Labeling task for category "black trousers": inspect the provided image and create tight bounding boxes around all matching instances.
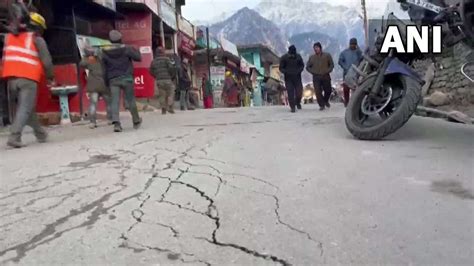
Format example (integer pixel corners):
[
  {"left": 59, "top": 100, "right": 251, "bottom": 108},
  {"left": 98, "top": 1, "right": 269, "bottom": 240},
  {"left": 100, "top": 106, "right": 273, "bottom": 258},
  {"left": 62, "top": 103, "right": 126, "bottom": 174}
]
[
  {"left": 285, "top": 78, "right": 303, "bottom": 109},
  {"left": 313, "top": 75, "right": 332, "bottom": 108}
]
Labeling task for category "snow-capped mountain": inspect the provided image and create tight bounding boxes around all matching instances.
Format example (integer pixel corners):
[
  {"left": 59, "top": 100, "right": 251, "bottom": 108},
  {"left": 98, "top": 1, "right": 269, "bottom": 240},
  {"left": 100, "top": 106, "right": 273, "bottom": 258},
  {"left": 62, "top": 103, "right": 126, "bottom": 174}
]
[
  {"left": 255, "top": 0, "right": 364, "bottom": 46},
  {"left": 193, "top": 11, "right": 235, "bottom": 26},
  {"left": 208, "top": 7, "right": 289, "bottom": 55},
  {"left": 205, "top": 1, "right": 372, "bottom": 80}
]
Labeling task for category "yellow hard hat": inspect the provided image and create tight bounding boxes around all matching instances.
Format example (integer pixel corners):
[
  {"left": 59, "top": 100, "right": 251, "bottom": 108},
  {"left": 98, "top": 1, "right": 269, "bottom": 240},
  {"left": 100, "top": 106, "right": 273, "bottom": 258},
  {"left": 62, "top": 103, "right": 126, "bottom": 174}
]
[
  {"left": 30, "top": 12, "right": 47, "bottom": 30},
  {"left": 225, "top": 71, "right": 232, "bottom": 77}
]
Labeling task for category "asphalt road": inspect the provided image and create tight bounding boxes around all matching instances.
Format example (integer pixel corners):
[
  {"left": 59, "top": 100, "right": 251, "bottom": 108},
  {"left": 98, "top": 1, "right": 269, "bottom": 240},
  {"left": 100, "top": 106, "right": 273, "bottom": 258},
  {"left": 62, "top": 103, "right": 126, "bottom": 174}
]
[{"left": 0, "top": 104, "right": 473, "bottom": 266}]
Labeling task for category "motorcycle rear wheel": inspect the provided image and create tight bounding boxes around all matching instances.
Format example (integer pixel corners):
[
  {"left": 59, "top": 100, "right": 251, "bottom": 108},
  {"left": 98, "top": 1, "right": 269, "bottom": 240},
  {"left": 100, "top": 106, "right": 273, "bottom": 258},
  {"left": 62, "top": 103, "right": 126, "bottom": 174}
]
[{"left": 345, "top": 74, "right": 421, "bottom": 140}]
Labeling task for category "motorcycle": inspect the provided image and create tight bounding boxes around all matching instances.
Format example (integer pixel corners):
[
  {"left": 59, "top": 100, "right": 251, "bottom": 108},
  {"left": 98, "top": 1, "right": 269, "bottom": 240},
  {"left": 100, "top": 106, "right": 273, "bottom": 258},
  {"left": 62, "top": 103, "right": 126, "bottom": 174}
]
[{"left": 344, "top": 0, "right": 473, "bottom": 140}]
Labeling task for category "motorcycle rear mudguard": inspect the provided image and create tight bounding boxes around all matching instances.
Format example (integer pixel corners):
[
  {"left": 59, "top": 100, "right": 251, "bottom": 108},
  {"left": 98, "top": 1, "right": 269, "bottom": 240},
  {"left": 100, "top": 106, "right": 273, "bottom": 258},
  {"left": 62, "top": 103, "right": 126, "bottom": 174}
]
[{"left": 384, "top": 58, "right": 424, "bottom": 84}]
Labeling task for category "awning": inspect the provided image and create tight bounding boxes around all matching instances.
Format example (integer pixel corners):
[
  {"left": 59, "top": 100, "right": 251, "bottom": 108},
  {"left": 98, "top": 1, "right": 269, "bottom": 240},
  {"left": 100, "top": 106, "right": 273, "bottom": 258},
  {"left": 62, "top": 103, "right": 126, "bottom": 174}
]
[
  {"left": 79, "top": 0, "right": 125, "bottom": 19},
  {"left": 240, "top": 57, "right": 255, "bottom": 74},
  {"left": 220, "top": 36, "right": 239, "bottom": 57},
  {"left": 116, "top": 1, "right": 157, "bottom": 15}
]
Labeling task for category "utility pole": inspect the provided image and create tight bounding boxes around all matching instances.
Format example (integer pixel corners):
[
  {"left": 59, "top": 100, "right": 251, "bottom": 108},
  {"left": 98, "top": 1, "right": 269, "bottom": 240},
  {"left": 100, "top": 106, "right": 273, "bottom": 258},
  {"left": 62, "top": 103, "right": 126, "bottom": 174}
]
[
  {"left": 72, "top": 6, "right": 84, "bottom": 118},
  {"left": 206, "top": 27, "right": 211, "bottom": 79},
  {"left": 361, "top": 0, "right": 369, "bottom": 47}
]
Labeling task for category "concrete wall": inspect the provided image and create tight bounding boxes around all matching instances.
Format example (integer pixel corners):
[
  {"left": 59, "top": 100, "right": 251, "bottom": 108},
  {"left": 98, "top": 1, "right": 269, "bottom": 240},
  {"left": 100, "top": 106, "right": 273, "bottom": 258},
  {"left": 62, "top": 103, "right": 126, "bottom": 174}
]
[{"left": 417, "top": 42, "right": 474, "bottom": 106}]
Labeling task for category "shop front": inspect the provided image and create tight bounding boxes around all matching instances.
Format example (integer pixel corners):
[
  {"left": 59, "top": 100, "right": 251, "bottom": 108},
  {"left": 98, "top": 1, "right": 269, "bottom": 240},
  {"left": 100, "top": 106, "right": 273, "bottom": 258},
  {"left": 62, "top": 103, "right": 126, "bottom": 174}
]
[
  {"left": 193, "top": 29, "right": 221, "bottom": 105},
  {"left": 177, "top": 13, "right": 196, "bottom": 88},
  {"left": 239, "top": 58, "right": 254, "bottom": 107},
  {"left": 159, "top": 0, "right": 178, "bottom": 54},
  {"left": 0, "top": 0, "right": 120, "bottom": 125},
  {"left": 116, "top": 0, "right": 180, "bottom": 100}
]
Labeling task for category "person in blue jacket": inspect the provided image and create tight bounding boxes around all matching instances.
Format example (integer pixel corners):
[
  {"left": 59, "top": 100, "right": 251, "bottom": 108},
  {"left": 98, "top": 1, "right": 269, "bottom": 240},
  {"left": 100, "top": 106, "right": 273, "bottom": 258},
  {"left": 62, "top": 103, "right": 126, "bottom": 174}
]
[{"left": 338, "top": 38, "right": 362, "bottom": 107}]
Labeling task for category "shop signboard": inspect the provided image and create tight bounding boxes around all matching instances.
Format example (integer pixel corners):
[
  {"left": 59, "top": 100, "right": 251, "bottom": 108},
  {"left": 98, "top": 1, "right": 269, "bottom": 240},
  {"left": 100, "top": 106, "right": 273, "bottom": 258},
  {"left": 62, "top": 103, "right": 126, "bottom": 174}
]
[
  {"left": 270, "top": 65, "right": 283, "bottom": 81},
  {"left": 178, "top": 32, "right": 195, "bottom": 57},
  {"left": 77, "top": 35, "right": 111, "bottom": 57},
  {"left": 116, "top": 12, "right": 154, "bottom": 98},
  {"left": 93, "top": 0, "right": 116, "bottom": 11},
  {"left": 160, "top": 0, "right": 177, "bottom": 30},
  {"left": 178, "top": 14, "right": 194, "bottom": 38},
  {"left": 210, "top": 66, "right": 225, "bottom": 106},
  {"left": 210, "top": 66, "right": 225, "bottom": 90},
  {"left": 240, "top": 58, "right": 251, "bottom": 74},
  {"left": 226, "top": 59, "right": 238, "bottom": 70}
]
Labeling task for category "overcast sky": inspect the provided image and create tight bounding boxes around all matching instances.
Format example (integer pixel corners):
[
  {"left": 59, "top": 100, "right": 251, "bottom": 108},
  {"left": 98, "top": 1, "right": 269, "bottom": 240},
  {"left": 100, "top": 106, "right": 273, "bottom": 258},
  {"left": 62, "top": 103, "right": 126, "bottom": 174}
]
[{"left": 182, "top": 0, "right": 392, "bottom": 22}]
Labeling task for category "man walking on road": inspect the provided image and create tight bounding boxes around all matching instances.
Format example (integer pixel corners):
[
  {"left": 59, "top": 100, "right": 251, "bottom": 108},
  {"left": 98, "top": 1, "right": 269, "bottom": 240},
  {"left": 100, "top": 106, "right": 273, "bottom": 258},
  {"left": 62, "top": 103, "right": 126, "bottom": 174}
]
[
  {"left": 2, "top": 12, "right": 54, "bottom": 148},
  {"left": 150, "top": 47, "right": 177, "bottom": 115},
  {"left": 80, "top": 48, "right": 112, "bottom": 128},
  {"left": 102, "top": 30, "right": 142, "bottom": 133},
  {"left": 338, "top": 38, "right": 362, "bottom": 107},
  {"left": 279, "top": 45, "right": 305, "bottom": 113},
  {"left": 306, "top": 42, "right": 334, "bottom": 111},
  {"left": 178, "top": 58, "right": 194, "bottom": 111}
]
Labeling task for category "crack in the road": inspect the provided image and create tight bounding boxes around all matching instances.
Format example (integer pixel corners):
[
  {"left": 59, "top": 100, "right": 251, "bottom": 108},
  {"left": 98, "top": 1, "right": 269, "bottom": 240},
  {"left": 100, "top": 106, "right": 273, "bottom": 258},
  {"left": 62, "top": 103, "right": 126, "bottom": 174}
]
[
  {"left": 0, "top": 188, "right": 140, "bottom": 263},
  {"left": 187, "top": 171, "right": 224, "bottom": 197},
  {"left": 225, "top": 183, "right": 324, "bottom": 257},
  {"left": 134, "top": 138, "right": 296, "bottom": 265},
  {"left": 154, "top": 171, "right": 291, "bottom": 265},
  {"left": 119, "top": 234, "right": 174, "bottom": 253},
  {"left": 119, "top": 234, "right": 208, "bottom": 264},
  {"left": 0, "top": 181, "right": 63, "bottom": 201},
  {"left": 183, "top": 119, "right": 284, "bottom": 128},
  {"left": 225, "top": 172, "right": 280, "bottom": 192},
  {"left": 68, "top": 154, "right": 118, "bottom": 169},
  {"left": 1, "top": 125, "right": 309, "bottom": 265}
]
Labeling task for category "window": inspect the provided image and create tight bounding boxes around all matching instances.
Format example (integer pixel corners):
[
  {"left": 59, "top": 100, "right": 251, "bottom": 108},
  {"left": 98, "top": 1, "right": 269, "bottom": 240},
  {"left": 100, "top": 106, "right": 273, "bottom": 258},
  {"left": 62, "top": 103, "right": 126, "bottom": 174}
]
[{"left": 44, "top": 27, "right": 80, "bottom": 65}]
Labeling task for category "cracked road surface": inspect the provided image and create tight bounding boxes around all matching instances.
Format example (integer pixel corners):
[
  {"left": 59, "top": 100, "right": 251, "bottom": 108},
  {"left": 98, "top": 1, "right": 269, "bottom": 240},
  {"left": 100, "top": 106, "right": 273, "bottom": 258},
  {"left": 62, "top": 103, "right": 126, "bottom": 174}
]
[{"left": 0, "top": 105, "right": 473, "bottom": 265}]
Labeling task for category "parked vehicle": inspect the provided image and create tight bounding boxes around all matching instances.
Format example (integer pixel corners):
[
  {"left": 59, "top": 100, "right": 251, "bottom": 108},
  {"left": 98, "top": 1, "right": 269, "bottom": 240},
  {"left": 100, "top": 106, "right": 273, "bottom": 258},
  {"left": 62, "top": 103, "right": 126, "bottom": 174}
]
[
  {"left": 344, "top": 0, "right": 473, "bottom": 140},
  {"left": 302, "top": 84, "right": 315, "bottom": 104}
]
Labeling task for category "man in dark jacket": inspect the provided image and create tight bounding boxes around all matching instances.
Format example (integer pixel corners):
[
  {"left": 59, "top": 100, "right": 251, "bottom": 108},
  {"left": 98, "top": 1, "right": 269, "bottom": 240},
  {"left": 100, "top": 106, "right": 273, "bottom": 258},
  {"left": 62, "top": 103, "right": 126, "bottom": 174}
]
[
  {"left": 338, "top": 38, "right": 362, "bottom": 107},
  {"left": 306, "top": 42, "right": 334, "bottom": 111},
  {"left": 279, "top": 45, "right": 305, "bottom": 113},
  {"left": 149, "top": 46, "right": 177, "bottom": 114},
  {"left": 178, "top": 59, "right": 193, "bottom": 111},
  {"left": 102, "top": 30, "right": 142, "bottom": 132}
]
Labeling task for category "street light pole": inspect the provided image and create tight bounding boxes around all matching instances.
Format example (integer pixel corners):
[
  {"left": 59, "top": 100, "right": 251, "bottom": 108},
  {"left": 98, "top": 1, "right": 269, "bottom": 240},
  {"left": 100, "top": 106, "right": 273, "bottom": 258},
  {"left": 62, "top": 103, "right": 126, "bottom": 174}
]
[{"left": 206, "top": 27, "right": 211, "bottom": 79}]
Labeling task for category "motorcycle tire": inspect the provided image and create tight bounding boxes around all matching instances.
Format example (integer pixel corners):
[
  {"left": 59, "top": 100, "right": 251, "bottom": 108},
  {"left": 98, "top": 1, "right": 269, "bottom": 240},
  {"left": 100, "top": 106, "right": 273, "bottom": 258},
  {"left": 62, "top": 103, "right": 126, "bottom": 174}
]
[{"left": 345, "top": 74, "right": 421, "bottom": 140}]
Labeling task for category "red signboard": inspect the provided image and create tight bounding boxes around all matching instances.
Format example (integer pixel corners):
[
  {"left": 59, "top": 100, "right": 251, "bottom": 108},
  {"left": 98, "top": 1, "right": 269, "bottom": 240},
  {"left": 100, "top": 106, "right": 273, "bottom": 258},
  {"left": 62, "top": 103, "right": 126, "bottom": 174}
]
[
  {"left": 178, "top": 32, "right": 195, "bottom": 58},
  {"left": 226, "top": 59, "right": 238, "bottom": 70},
  {"left": 116, "top": 12, "right": 154, "bottom": 98}
]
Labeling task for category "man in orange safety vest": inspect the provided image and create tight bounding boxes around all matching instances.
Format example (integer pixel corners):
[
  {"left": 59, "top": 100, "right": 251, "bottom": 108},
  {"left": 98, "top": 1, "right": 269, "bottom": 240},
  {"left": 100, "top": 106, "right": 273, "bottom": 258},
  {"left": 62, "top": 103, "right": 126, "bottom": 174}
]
[{"left": 2, "top": 12, "right": 55, "bottom": 148}]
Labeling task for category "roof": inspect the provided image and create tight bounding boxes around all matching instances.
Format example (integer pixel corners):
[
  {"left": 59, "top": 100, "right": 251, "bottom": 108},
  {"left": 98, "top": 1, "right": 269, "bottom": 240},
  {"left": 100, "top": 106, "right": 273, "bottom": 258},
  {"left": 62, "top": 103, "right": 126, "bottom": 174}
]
[{"left": 237, "top": 44, "right": 280, "bottom": 65}]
